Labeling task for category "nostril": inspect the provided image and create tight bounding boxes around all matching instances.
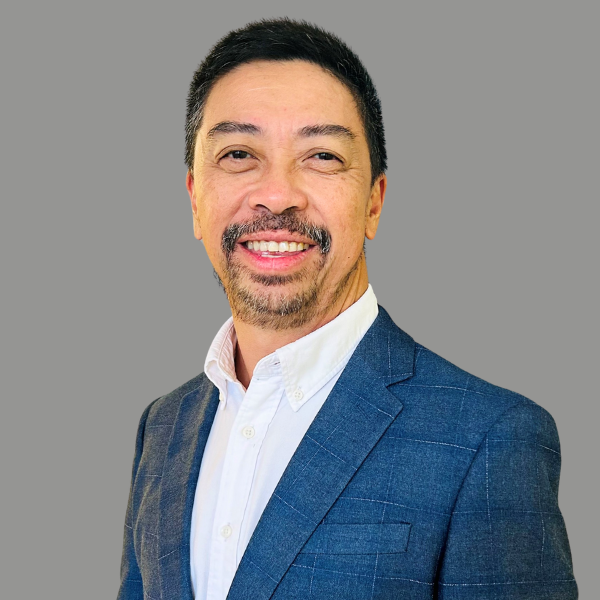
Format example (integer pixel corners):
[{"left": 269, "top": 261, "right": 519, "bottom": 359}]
[{"left": 253, "top": 203, "right": 300, "bottom": 216}]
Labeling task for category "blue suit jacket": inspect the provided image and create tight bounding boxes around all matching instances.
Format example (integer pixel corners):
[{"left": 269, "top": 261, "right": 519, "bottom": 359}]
[{"left": 118, "top": 307, "right": 577, "bottom": 599}]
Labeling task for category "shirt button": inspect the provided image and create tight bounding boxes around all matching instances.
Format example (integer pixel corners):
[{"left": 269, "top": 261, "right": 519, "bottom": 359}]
[
  {"left": 293, "top": 389, "right": 304, "bottom": 401},
  {"left": 242, "top": 425, "right": 255, "bottom": 439},
  {"left": 220, "top": 524, "right": 233, "bottom": 539}
]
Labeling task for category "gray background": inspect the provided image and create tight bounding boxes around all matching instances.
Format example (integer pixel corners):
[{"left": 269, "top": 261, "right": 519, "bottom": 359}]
[{"left": 1, "top": 1, "right": 596, "bottom": 597}]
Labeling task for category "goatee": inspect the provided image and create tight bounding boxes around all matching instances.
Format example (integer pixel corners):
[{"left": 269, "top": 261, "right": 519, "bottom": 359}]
[{"left": 214, "top": 213, "right": 351, "bottom": 331}]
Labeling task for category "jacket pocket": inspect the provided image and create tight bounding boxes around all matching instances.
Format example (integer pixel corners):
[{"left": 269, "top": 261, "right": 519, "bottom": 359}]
[{"left": 301, "top": 522, "right": 411, "bottom": 555}]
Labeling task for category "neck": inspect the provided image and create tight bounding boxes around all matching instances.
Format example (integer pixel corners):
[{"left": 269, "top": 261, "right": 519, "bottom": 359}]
[{"left": 233, "top": 256, "right": 369, "bottom": 388}]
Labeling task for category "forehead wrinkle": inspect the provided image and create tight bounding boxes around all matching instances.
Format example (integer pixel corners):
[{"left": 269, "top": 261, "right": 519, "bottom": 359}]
[{"left": 244, "top": 85, "right": 286, "bottom": 92}]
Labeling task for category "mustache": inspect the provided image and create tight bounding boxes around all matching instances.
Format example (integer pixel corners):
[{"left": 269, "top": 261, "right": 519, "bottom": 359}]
[{"left": 221, "top": 213, "right": 332, "bottom": 257}]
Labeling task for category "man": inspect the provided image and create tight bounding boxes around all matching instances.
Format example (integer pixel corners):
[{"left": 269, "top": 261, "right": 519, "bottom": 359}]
[{"left": 118, "top": 19, "right": 577, "bottom": 600}]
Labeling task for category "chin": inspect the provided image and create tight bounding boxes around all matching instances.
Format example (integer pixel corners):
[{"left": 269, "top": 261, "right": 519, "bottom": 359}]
[{"left": 225, "top": 277, "right": 322, "bottom": 331}]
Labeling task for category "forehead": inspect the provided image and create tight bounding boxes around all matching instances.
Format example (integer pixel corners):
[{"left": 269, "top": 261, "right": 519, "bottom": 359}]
[{"left": 200, "top": 60, "right": 363, "bottom": 135}]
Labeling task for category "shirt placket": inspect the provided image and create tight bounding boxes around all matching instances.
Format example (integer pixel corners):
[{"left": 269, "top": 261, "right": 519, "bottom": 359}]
[{"left": 206, "top": 364, "right": 284, "bottom": 600}]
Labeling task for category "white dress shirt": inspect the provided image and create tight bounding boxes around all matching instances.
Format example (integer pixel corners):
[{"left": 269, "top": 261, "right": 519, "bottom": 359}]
[{"left": 190, "top": 285, "right": 378, "bottom": 600}]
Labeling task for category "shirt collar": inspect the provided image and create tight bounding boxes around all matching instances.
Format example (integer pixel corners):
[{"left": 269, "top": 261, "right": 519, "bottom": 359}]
[
  {"left": 203, "top": 318, "right": 238, "bottom": 404},
  {"left": 276, "top": 285, "right": 378, "bottom": 410},
  {"left": 204, "top": 285, "right": 378, "bottom": 411}
]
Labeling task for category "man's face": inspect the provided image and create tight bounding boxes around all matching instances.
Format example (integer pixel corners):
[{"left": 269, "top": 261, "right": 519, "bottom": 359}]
[{"left": 187, "top": 60, "right": 385, "bottom": 330}]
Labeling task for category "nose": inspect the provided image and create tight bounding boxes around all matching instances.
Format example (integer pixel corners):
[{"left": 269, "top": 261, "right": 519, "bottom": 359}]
[{"left": 247, "top": 163, "right": 308, "bottom": 214}]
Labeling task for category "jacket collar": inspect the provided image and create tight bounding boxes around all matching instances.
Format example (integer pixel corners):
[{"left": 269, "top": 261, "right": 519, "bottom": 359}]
[
  {"left": 350, "top": 305, "right": 415, "bottom": 386},
  {"left": 157, "top": 376, "right": 220, "bottom": 600}
]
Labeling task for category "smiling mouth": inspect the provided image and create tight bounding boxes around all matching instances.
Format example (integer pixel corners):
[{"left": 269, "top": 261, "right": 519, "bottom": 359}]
[{"left": 242, "top": 239, "right": 313, "bottom": 256}]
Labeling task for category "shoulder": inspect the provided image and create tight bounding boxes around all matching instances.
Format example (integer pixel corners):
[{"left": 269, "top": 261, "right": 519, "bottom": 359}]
[
  {"left": 392, "top": 342, "right": 559, "bottom": 454},
  {"left": 139, "top": 371, "right": 212, "bottom": 429}
]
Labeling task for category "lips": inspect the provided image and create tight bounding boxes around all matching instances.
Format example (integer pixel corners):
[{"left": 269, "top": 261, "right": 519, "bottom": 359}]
[
  {"left": 237, "top": 239, "right": 317, "bottom": 272},
  {"left": 243, "top": 240, "right": 311, "bottom": 253},
  {"left": 237, "top": 229, "right": 315, "bottom": 245},
  {"left": 222, "top": 216, "right": 331, "bottom": 259}
]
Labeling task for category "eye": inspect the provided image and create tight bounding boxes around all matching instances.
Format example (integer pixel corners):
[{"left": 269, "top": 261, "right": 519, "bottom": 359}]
[
  {"left": 219, "top": 149, "right": 257, "bottom": 173},
  {"left": 313, "top": 152, "right": 338, "bottom": 161},
  {"left": 224, "top": 150, "right": 252, "bottom": 160},
  {"left": 305, "top": 151, "right": 344, "bottom": 174}
]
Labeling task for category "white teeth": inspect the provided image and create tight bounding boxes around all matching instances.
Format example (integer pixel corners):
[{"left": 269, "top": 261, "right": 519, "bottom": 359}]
[{"left": 244, "top": 240, "right": 309, "bottom": 252}]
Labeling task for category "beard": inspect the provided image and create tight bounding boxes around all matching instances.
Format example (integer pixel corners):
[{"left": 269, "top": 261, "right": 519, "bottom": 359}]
[{"left": 213, "top": 213, "right": 357, "bottom": 331}]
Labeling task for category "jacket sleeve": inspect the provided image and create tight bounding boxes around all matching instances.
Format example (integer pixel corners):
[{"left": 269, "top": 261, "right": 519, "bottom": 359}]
[
  {"left": 117, "top": 403, "right": 153, "bottom": 600},
  {"left": 437, "top": 401, "right": 577, "bottom": 599}
]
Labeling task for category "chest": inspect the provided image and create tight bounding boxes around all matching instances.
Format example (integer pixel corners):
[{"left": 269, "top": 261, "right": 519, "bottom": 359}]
[{"left": 133, "top": 424, "right": 473, "bottom": 598}]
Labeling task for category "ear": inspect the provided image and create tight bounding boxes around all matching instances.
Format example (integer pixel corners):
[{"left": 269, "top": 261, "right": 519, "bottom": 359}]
[
  {"left": 365, "top": 173, "right": 387, "bottom": 240},
  {"left": 186, "top": 171, "right": 203, "bottom": 240}
]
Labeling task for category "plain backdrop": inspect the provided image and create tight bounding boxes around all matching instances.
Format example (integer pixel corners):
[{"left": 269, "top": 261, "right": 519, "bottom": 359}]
[{"left": 1, "top": 1, "right": 597, "bottom": 598}]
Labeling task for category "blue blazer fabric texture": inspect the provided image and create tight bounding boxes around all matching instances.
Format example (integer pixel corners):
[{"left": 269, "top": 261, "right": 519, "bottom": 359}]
[{"left": 118, "top": 307, "right": 577, "bottom": 599}]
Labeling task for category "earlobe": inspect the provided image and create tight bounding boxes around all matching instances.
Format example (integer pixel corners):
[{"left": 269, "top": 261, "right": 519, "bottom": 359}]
[
  {"left": 365, "top": 174, "right": 387, "bottom": 240},
  {"left": 186, "top": 171, "right": 203, "bottom": 241}
]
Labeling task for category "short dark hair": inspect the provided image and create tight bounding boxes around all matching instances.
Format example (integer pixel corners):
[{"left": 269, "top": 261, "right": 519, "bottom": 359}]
[{"left": 185, "top": 18, "right": 386, "bottom": 185}]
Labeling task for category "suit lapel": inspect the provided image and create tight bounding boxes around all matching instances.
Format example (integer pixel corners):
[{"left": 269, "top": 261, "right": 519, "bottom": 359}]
[
  {"left": 227, "top": 307, "right": 415, "bottom": 600},
  {"left": 157, "top": 376, "right": 219, "bottom": 600}
]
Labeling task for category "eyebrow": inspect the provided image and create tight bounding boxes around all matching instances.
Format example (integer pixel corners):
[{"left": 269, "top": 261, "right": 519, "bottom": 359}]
[
  {"left": 206, "top": 121, "right": 262, "bottom": 139},
  {"left": 297, "top": 124, "right": 356, "bottom": 141}
]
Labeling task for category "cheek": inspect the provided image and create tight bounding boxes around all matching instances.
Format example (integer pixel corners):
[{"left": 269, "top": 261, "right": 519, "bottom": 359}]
[
  {"left": 305, "top": 172, "right": 369, "bottom": 218},
  {"left": 196, "top": 177, "right": 243, "bottom": 229},
  {"left": 316, "top": 190, "right": 368, "bottom": 244},
  {"left": 338, "top": 222, "right": 367, "bottom": 259}
]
